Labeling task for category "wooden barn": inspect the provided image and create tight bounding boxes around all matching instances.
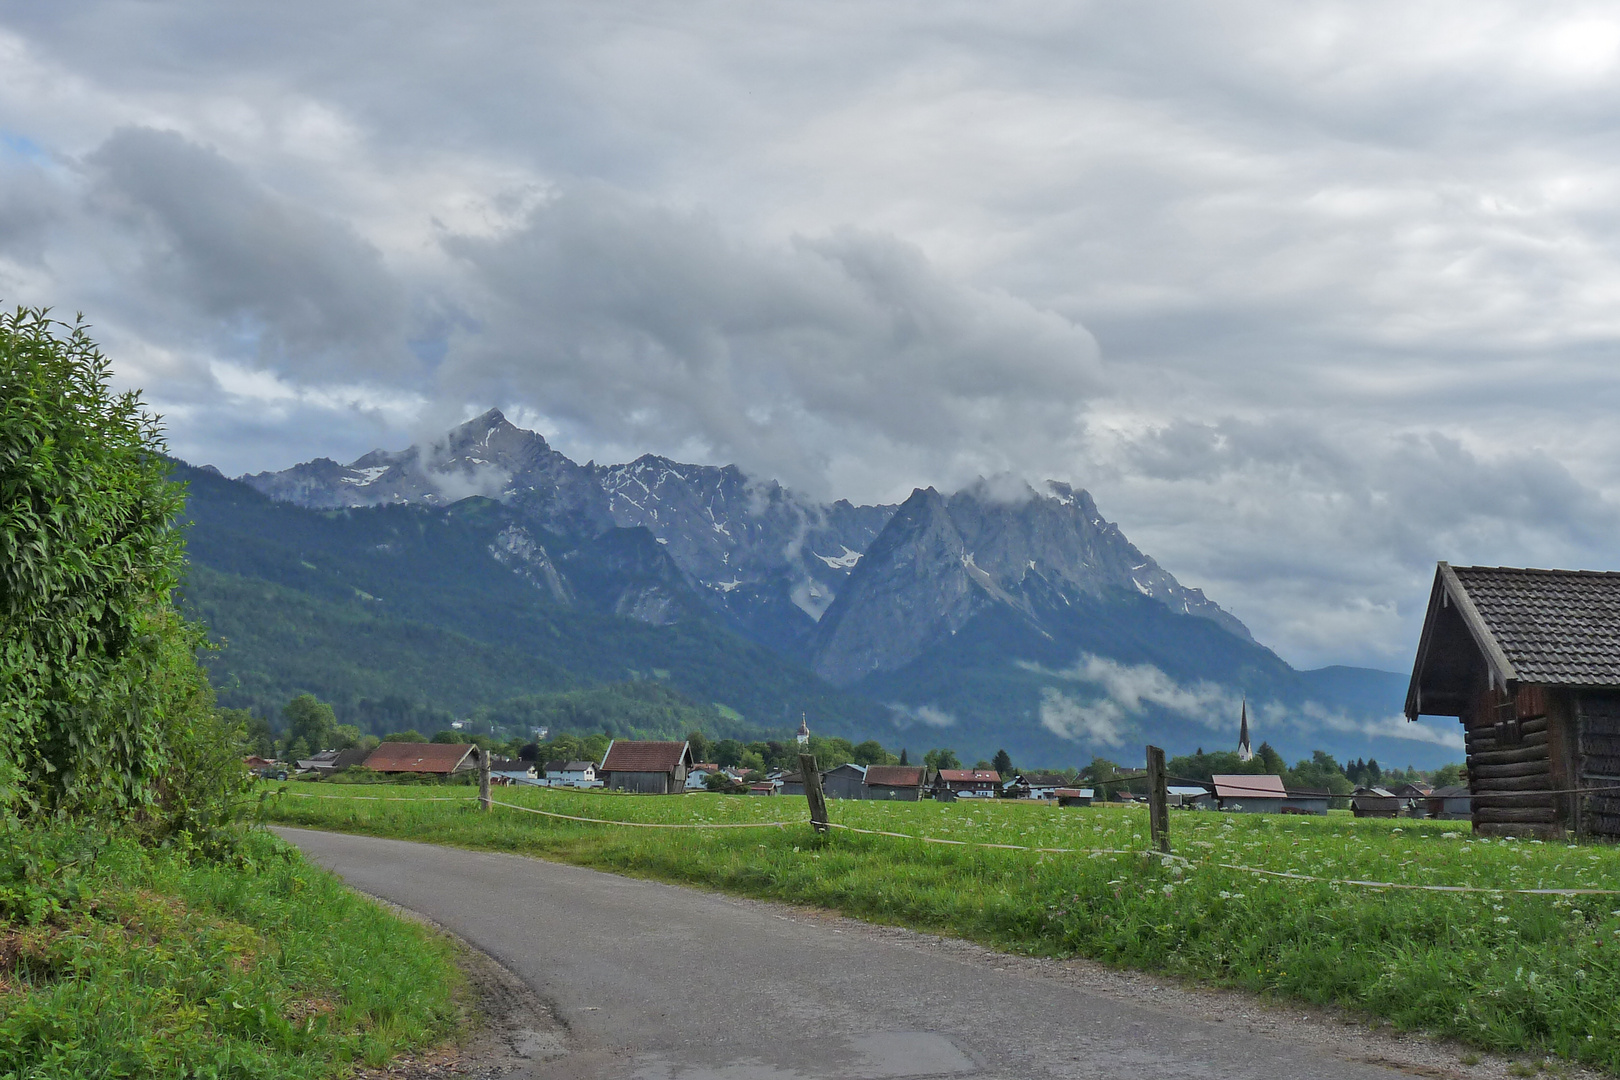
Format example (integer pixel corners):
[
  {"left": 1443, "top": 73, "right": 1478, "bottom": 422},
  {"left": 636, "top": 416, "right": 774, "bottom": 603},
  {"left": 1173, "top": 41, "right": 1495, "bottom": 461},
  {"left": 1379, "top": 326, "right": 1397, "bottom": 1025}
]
[
  {"left": 1406, "top": 563, "right": 1620, "bottom": 837},
  {"left": 862, "top": 765, "right": 927, "bottom": 800},
  {"left": 598, "top": 740, "right": 693, "bottom": 794}
]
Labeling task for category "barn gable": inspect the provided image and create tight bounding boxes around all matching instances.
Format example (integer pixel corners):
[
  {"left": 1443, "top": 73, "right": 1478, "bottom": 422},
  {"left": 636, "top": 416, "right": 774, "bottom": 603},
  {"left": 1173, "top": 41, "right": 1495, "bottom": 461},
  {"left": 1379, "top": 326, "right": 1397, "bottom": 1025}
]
[{"left": 1406, "top": 563, "right": 1620, "bottom": 837}]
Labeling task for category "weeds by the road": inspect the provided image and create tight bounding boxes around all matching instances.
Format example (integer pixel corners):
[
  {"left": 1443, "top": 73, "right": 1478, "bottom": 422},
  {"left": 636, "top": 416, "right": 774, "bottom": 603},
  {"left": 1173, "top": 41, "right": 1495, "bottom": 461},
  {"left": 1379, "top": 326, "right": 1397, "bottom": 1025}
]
[
  {"left": 0, "top": 822, "right": 464, "bottom": 1079},
  {"left": 267, "top": 784, "right": 1620, "bottom": 1073}
]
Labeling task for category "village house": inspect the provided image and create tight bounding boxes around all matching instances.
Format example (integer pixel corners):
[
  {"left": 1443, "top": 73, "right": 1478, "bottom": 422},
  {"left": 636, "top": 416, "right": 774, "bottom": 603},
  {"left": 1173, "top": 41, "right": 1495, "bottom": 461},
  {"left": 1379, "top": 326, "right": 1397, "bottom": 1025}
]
[
  {"left": 1406, "top": 563, "right": 1620, "bottom": 837},
  {"left": 1004, "top": 773, "right": 1068, "bottom": 800},
  {"left": 598, "top": 740, "right": 693, "bottom": 794},
  {"left": 541, "top": 760, "right": 600, "bottom": 788},
  {"left": 862, "top": 765, "right": 927, "bottom": 800},
  {"left": 685, "top": 763, "right": 721, "bottom": 790},
  {"left": 492, "top": 761, "right": 540, "bottom": 785},
  {"left": 362, "top": 742, "right": 479, "bottom": 777},
  {"left": 931, "top": 769, "right": 1000, "bottom": 801}
]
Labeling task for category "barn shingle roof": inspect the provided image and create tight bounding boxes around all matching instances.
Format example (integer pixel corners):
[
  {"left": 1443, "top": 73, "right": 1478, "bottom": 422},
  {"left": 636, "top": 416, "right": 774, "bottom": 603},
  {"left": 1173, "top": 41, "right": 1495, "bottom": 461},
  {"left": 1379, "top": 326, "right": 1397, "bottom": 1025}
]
[
  {"left": 1448, "top": 566, "right": 1620, "bottom": 686},
  {"left": 363, "top": 742, "right": 475, "bottom": 774},
  {"left": 863, "top": 766, "right": 924, "bottom": 787},
  {"left": 600, "top": 740, "right": 690, "bottom": 774}
]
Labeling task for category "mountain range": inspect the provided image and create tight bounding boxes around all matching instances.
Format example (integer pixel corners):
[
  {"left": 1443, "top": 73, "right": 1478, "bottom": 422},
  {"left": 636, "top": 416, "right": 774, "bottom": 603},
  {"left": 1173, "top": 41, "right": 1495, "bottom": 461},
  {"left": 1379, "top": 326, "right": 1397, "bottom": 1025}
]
[{"left": 177, "top": 409, "right": 1450, "bottom": 767}]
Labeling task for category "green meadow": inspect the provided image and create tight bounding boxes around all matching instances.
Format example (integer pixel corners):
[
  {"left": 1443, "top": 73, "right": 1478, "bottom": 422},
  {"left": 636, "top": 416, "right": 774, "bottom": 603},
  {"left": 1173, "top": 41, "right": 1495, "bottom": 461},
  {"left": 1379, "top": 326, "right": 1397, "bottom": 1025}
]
[{"left": 266, "top": 783, "right": 1620, "bottom": 1072}]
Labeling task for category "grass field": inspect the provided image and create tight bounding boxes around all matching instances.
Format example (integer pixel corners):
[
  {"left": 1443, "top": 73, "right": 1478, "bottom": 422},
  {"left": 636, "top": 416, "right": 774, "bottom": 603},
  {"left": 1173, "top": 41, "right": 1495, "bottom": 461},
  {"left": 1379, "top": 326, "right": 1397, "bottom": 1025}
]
[
  {"left": 264, "top": 783, "right": 1620, "bottom": 1073},
  {"left": 0, "top": 823, "right": 466, "bottom": 1079}
]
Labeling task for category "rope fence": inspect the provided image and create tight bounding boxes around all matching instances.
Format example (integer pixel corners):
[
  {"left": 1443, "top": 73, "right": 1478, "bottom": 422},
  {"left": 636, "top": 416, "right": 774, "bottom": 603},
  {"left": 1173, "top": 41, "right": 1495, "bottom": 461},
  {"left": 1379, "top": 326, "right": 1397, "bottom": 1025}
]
[{"left": 265, "top": 785, "right": 1620, "bottom": 897}]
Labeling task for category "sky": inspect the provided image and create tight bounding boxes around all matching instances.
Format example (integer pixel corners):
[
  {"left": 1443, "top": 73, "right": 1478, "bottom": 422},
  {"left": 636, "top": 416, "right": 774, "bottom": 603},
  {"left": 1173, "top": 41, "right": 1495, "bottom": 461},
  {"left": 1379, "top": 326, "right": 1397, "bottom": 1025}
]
[{"left": 3, "top": 2, "right": 1620, "bottom": 672}]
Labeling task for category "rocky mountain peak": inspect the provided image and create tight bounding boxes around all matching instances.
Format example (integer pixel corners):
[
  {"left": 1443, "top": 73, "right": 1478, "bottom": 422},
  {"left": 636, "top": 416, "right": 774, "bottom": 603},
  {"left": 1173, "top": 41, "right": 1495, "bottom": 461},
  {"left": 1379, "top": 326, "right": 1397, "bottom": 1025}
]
[{"left": 809, "top": 478, "right": 1252, "bottom": 686}]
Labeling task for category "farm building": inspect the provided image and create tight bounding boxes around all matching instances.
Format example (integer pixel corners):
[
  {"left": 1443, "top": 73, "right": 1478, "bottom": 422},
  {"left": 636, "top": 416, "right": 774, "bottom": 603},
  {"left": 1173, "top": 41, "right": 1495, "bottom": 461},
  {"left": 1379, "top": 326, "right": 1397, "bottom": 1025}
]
[
  {"left": 1199, "top": 774, "right": 1288, "bottom": 812},
  {"left": 932, "top": 769, "right": 1000, "bottom": 800},
  {"left": 1426, "top": 785, "right": 1472, "bottom": 820},
  {"left": 362, "top": 742, "right": 479, "bottom": 777},
  {"left": 821, "top": 763, "right": 868, "bottom": 800},
  {"left": 1053, "top": 788, "right": 1094, "bottom": 807},
  {"left": 1351, "top": 786, "right": 1400, "bottom": 818},
  {"left": 1167, "top": 785, "right": 1210, "bottom": 807},
  {"left": 862, "top": 765, "right": 927, "bottom": 800},
  {"left": 598, "top": 740, "right": 693, "bottom": 794},
  {"left": 1280, "top": 788, "right": 1331, "bottom": 815},
  {"left": 777, "top": 772, "right": 805, "bottom": 796},
  {"left": 1406, "top": 563, "right": 1620, "bottom": 837}
]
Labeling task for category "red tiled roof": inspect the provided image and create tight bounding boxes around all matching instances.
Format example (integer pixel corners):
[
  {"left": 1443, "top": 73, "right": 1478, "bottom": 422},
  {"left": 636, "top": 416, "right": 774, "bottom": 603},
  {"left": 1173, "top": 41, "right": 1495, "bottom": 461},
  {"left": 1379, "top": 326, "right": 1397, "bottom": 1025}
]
[
  {"left": 1211, "top": 774, "right": 1287, "bottom": 799},
  {"left": 936, "top": 769, "right": 1000, "bottom": 783},
  {"left": 863, "top": 765, "right": 924, "bottom": 787},
  {"left": 600, "top": 740, "right": 691, "bottom": 774},
  {"left": 363, "top": 742, "right": 476, "bottom": 774}
]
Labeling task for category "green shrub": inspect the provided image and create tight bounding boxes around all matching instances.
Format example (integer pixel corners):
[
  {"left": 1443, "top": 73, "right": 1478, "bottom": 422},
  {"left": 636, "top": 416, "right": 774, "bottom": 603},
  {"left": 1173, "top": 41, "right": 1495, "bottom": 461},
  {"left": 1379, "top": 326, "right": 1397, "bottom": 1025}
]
[{"left": 0, "top": 306, "right": 235, "bottom": 833}]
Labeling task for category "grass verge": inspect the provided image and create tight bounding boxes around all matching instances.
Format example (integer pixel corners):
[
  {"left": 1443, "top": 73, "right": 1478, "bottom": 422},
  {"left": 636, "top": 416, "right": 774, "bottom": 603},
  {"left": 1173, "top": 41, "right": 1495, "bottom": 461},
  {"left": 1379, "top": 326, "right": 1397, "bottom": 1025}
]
[
  {"left": 0, "top": 820, "right": 465, "bottom": 1079},
  {"left": 265, "top": 784, "right": 1620, "bottom": 1074}
]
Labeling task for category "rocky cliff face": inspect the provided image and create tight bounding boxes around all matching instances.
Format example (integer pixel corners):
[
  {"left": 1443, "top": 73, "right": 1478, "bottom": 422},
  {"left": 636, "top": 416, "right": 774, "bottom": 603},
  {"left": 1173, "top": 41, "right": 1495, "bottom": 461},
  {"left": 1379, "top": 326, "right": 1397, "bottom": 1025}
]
[
  {"left": 240, "top": 413, "right": 1251, "bottom": 661},
  {"left": 241, "top": 410, "right": 892, "bottom": 642},
  {"left": 810, "top": 478, "right": 1251, "bottom": 686}
]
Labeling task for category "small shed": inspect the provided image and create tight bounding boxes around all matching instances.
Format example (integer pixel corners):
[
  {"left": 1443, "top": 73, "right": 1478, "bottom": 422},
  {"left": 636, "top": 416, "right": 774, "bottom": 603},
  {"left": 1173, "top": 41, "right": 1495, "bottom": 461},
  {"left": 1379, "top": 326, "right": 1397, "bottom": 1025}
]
[
  {"left": 1167, "top": 784, "right": 1210, "bottom": 808},
  {"left": 599, "top": 740, "right": 693, "bottom": 794},
  {"left": 821, "top": 763, "right": 868, "bottom": 800},
  {"left": 363, "top": 742, "right": 478, "bottom": 777},
  {"left": 1425, "top": 785, "right": 1472, "bottom": 820},
  {"left": 1406, "top": 563, "right": 1620, "bottom": 837},
  {"left": 1280, "top": 788, "right": 1330, "bottom": 815},
  {"left": 863, "top": 765, "right": 926, "bottom": 800},
  {"left": 1351, "top": 786, "right": 1400, "bottom": 818},
  {"left": 747, "top": 782, "right": 777, "bottom": 796},
  {"left": 1053, "top": 787, "right": 1094, "bottom": 807},
  {"left": 1208, "top": 774, "right": 1288, "bottom": 813}
]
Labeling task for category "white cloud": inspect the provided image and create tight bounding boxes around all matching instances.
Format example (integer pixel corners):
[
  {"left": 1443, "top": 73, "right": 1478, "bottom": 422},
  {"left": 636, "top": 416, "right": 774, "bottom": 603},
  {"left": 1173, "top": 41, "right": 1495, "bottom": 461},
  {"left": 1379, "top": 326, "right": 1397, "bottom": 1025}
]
[{"left": 887, "top": 702, "right": 957, "bottom": 730}]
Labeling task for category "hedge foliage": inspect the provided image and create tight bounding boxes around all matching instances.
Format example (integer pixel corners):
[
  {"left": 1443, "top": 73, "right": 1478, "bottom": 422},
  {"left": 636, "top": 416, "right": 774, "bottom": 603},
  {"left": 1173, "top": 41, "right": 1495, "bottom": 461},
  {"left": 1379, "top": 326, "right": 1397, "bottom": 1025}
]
[{"left": 0, "top": 307, "right": 232, "bottom": 830}]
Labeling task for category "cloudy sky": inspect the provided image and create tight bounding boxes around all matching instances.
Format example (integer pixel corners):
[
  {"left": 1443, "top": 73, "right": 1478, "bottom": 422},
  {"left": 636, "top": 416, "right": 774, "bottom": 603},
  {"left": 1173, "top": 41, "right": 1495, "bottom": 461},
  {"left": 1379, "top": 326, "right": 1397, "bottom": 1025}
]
[{"left": 4, "top": 2, "right": 1620, "bottom": 672}]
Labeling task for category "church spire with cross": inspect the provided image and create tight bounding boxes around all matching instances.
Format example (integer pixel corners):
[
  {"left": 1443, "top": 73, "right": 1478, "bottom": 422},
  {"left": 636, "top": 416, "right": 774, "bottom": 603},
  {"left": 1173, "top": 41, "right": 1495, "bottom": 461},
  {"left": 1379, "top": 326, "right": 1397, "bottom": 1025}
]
[{"left": 796, "top": 714, "right": 810, "bottom": 748}]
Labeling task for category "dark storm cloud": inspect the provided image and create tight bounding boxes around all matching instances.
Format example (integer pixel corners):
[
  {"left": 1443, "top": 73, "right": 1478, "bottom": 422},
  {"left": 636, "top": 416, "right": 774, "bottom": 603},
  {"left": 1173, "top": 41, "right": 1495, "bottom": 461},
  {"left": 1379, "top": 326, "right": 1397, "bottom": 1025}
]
[
  {"left": 439, "top": 188, "right": 1101, "bottom": 492},
  {"left": 82, "top": 127, "right": 411, "bottom": 378}
]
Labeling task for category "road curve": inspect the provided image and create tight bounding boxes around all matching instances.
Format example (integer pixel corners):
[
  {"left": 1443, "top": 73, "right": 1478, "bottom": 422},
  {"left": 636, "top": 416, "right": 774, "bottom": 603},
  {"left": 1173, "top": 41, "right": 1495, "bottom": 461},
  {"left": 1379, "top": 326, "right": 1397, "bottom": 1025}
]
[{"left": 278, "top": 827, "right": 1414, "bottom": 1080}]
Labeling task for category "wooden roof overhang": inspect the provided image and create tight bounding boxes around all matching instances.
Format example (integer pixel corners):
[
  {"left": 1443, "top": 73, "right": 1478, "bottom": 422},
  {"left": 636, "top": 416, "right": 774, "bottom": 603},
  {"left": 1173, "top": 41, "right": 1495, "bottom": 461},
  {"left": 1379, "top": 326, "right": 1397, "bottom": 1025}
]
[{"left": 1405, "top": 562, "right": 1519, "bottom": 721}]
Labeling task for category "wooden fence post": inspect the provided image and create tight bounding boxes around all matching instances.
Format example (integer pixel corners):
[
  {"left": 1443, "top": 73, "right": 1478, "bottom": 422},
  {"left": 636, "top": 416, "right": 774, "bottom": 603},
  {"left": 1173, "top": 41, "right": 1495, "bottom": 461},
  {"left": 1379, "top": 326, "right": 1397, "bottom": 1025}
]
[
  {"left": 478, "top": 747, "right": 492, "bottom": 812},
  {"left": 1146, "top": 744, "right": 1169, "bottom": 853},
  {"left": 799, "top": 753, "right": 829, "bottom": 834}
]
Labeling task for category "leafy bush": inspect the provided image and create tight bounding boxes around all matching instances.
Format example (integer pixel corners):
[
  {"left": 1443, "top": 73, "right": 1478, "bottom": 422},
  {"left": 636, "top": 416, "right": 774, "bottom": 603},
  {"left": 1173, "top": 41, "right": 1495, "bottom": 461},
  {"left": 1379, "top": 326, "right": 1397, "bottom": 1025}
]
[{"left": 0, "top": 307, "right": 234, "bottom": 833}]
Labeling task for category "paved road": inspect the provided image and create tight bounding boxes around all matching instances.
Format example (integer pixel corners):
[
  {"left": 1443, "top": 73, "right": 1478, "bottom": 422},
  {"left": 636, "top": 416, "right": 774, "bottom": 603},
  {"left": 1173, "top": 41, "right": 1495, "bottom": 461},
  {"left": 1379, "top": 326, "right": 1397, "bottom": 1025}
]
[{"left": 280, "top": 828, "right": 1415, "bottom": 1080}]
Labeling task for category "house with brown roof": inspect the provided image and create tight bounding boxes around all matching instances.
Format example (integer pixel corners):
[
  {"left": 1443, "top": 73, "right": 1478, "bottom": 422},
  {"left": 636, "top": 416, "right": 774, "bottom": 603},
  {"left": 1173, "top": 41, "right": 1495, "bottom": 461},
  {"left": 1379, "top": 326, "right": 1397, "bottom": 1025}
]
[
  {"left": 362, "top": 742, "right": 478, "bottom": 777},
  {"left": 598, "top": 740, "right": 693, "bottom": 794},
  {"left": 862, "top": 765, "right": 926, "bottom": 801},
  {"left": 1406, "top": 563, "right": 1620, "bottom": 837},
  {"left": 931, "top": 769, "right": 1000, "bottom": 801}
]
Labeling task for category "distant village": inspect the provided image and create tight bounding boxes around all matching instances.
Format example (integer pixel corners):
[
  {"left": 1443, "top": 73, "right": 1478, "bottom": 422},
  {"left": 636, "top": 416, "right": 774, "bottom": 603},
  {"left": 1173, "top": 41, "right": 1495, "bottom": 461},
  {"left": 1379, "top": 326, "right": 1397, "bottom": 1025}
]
[{"left": 253, "top": 709, "right": 1467, "bottom": 821}]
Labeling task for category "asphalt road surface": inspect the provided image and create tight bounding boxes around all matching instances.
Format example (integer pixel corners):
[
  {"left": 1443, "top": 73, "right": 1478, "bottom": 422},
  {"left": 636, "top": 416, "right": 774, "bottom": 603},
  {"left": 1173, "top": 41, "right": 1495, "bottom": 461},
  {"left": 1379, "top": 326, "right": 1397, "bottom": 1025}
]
[{"left": 280, "top": 828, "right": 1421, "bottom": 1080}]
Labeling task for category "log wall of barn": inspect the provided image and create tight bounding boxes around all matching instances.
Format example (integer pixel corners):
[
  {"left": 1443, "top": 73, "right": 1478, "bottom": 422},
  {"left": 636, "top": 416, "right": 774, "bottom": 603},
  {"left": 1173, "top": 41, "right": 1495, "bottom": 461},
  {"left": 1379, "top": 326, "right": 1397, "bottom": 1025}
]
[
  {"left": 1577, "top": 692, "right": 1620, "bottom": 838},
  {"left": 1465, "top": 684, "right": 1560, "bottom": 836}
]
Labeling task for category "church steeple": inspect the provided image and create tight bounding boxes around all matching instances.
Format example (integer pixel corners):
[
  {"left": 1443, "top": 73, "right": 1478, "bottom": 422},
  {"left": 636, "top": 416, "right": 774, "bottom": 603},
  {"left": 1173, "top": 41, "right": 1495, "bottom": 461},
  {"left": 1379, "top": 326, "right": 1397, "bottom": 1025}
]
[
  {"left": 1237, "top": 696, "right": 1253, "bottom": 762},
  {"left": 796, "top": 714, "right": 810, "bottom": 748}
]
